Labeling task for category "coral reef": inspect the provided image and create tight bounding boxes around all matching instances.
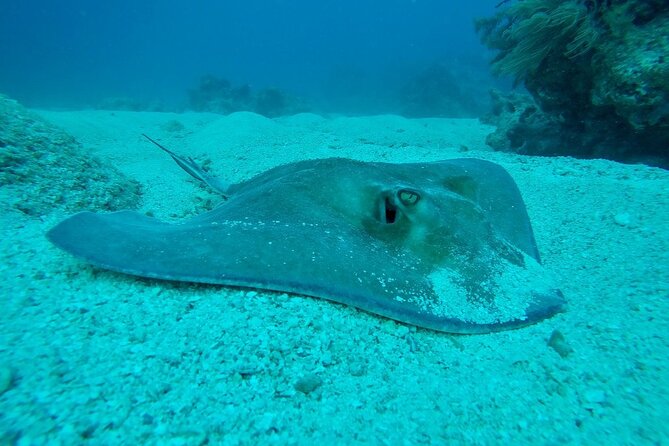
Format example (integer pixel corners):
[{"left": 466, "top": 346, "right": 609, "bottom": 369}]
[
  {"left": 399, "top": 62, "right": 491, "bottom": 118},
  {"left": 96, "top": 97, "right": 165, "bottom": 112},
  {"left": 188, "top": 76, "right": 254, "bottom": 114},
  {"left": 0, "top": 95, "right": 141, "bottom": 216},
  {"left": 480, "top": 89, "right": 563, "bottom": 154},
  {"left": 477, "top": 0, "right": 599, "bottom": 82},
  {"left": 477, "top": 0, "right": 669, "bottom": 166},
  {"left": 188, "top": 75, "right": 309, "bottom": 117}
]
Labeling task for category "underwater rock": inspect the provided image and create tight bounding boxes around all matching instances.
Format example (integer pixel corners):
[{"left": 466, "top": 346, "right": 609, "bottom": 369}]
[
  {"left": 348, "top": 360, "right": 367, "bottom": 377},
  {"left": 481, "top": 89, "right": 563, "bottom": 155},
  {"left": 591, "top": 14, "right": 669, "bottom": 131},
  {"left": 613, "top": 212, "right": 632, "bottom": 227},
  {"left": 0, "top": 95, "right": 141, "bottom": 216},
  {"left": 0, "top": 364, "right": 12, "bottom": 394},
  {"left": 161, "top": 119, "right": 186, "bottom": 134},
  {"left": 188, "top": 75, "right": 309, "bottom": 117},
  {"left": 547, "top": 329, "right": 574, "bottom": 358},
  {"left": 582, "top": 388, "right": 608, "bottom": 411},
  {"left": 399, "top": 62, "right": 491, "bottom": 118},
  {"left": 188, "top": 75, "right": 254, "bottom": 114},
  {"left": 96, "top": 97, "right": 165, "bottom": 112},
  {"left": 294, "top": 374, "right": 323, "bottom": 394},
  {"left": 477, "top": 0, "right": 669, "bottom": 167}
]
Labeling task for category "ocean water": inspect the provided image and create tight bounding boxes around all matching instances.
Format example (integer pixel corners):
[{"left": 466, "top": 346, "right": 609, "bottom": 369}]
[
  {"left": 1, "top": 1, "right": 668, "bottom": 445},
  {"left": 0, "top": 0, "right": 500, "bottom": 114}
]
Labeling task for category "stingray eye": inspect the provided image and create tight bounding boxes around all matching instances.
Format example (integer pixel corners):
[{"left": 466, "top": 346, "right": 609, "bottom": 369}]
[{"left": 398, "top": 189, "right": 421, "bottom": 206}]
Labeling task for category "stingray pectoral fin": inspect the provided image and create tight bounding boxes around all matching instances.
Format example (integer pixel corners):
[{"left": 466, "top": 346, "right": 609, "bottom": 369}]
[
  {"left": 46, "top": 210, "right": 423, "bottom": 298},
  {"left": 47, "top": 211, "right": 299, "bottom": 284},
  {"left": 525, "top": 289, "right": 566, "bottom": 321},
  {"left": 46, "top": 210, "right": 404, "bottom": 293},
  {"left": 47, "top": 210, "right": 563, "bottom": 334},
  {"left": 47, "top": 211, "right": 184, "bottom": 278},
  {"left": 387, "top": 289, "right": 565, "bottom": 334}
]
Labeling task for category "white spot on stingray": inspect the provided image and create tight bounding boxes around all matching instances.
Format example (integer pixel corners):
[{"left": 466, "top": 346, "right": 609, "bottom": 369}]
[{"left": 423, "top": 251, "right": 556, "bottom": 324}]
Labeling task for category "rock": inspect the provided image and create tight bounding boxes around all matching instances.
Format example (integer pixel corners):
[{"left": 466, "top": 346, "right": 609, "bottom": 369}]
[
  {"left": 320, "top": 352, "right": 333, "bottom": 367},
  {"left": 547, "top": 329, "right": 574, "bottom": 358},
  {"left": 476, "top": 4, "right": 669, "bottom": 167},
  {"left": 394, "top": 325, "right": 410, "bottom": 338},
  {"left": 256, "top": 412, "right": 277, "bottom": 432},
  {"left": 141, "top": 413, "right": 155, "bottom": 425},
  {"left": 348, "top": 360, "right": 367, "bottom": 377},
  {"left": 614, "top": 213, "right": 631, "bottom": 227},
  {"left": 294, "top": 374, "right": 322, "bottom": 394},
  {"left": 0, "top": 365, "right": 13, "bottom": 394},
  {"left": 584, "top": 388, "right": 607, "bottom": 406}
]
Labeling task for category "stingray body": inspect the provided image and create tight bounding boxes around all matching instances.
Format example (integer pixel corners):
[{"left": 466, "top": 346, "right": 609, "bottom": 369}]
[{"left": 48, "top": 138, "right": 564, "bottom": 333}]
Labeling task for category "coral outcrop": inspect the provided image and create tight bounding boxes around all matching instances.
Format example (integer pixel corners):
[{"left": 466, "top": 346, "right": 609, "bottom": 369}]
[
  {"left": 477, "top": 0, "right": 669, "bottom": 166},
  {"left": 399, "top": 62, "right": 491, "bottom": 118},
  {"left": 188, "top": 75, "right": 309, "bottom": 117}
]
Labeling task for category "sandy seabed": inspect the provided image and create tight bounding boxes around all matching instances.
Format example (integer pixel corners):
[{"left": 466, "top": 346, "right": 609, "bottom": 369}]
[{"left": 1, "top": 109, "right": 667, "bottom": 445}]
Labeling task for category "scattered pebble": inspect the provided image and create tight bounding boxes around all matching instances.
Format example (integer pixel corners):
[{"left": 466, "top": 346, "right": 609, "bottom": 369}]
[
  {"left": 349, "top": 360, "right": 367, "bottom": 377},
  {"left": 320, "top": 352, "right": 333, "bottom": 366},
  {"left": 614, "top": 213, "right": 631, "bottom": 227},
  {"left": 234, "top": 361, "right": 261, "bottom": 377},
  {"left": 294, "top": 374, "right": 322, "bottom": 394},
  {"left": 141, "top": 413, "right": 155, "bottom": 425},
  {"left": 0, "top": 365, "right": 13, "bottom": 394},
  {"left": 584, "top": 388, "right": 607, "bottom": 406},
  {"left": 161, "top": 119, "right": 185, "bottom": 133},
  {"left": 256, "top": 412, "right": 277, "bottom": 432},
  {"left": 547, "top": 330, "right": 573, "bottom": 358},
  {"left": 554, "top": 167, "right": 576, "bottom": 176},
  {"left": 351, "top": 399, "right": 364, "bottom": 409},
  {"left": 395, "top": 325, "right": 410, "bottom": 338}
]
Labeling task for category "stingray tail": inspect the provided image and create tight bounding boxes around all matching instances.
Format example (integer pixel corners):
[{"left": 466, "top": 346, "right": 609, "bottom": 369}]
[{"left": 142, "top": 134, "right": 229, "bottom": 198}]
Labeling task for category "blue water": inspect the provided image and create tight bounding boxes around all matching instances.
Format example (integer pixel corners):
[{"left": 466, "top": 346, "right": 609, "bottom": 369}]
[{"left": 0, "top": 0, "right": 500, "bottom": 113}]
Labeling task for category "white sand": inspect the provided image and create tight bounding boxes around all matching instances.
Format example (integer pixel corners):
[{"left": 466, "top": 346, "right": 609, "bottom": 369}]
[{"left": 1, "top": 109, "right": 667, "bottom": 445}]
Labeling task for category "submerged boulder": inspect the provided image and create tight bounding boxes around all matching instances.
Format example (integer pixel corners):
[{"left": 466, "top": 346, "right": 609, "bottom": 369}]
[{"left": 0, "top": 95, "right": 141, "bottom": 216}]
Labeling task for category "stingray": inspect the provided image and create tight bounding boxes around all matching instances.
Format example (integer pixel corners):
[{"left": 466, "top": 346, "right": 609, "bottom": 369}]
[{"left": 47, "top": 135, "right": 564, "bottom": 334}]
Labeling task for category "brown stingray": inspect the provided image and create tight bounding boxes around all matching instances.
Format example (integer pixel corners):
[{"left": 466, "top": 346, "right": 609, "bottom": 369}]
[{"left": 47, "top": 136, "right": 564, "bottom": 333}]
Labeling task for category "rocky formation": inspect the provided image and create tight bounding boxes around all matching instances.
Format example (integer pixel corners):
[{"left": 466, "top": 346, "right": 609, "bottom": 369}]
[
  {"left": 0, "top": 95, "right": 141, "bottom": 216},
  {"left": 477, "top": 0, "right": 669, "bottom": 167}
]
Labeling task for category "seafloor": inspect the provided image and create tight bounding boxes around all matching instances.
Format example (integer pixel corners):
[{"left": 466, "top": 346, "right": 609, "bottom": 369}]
[{"left": 1, "top": 109, "right": 668, "bottom": 445}]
